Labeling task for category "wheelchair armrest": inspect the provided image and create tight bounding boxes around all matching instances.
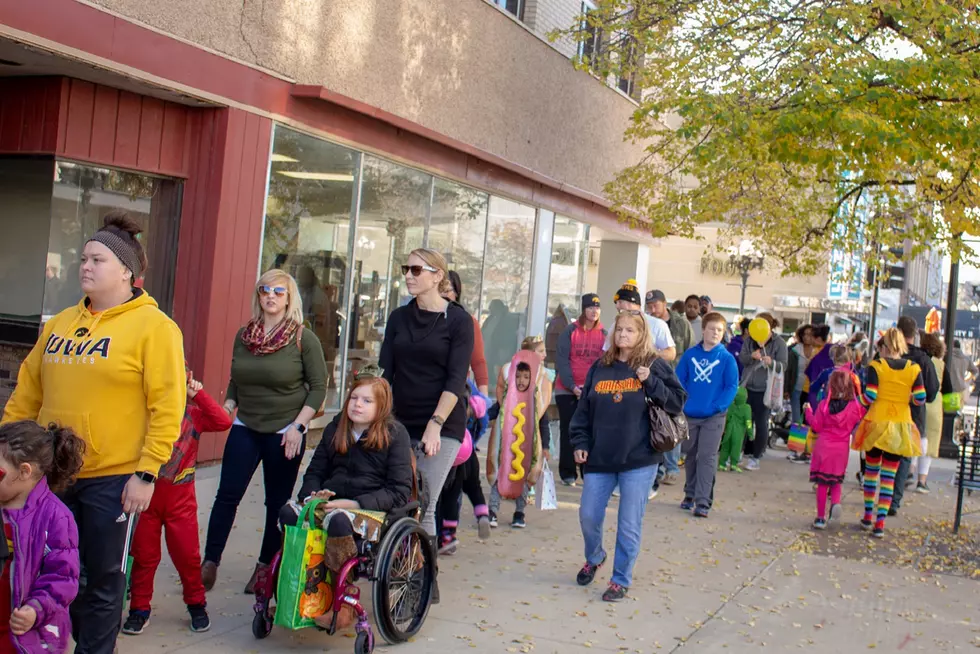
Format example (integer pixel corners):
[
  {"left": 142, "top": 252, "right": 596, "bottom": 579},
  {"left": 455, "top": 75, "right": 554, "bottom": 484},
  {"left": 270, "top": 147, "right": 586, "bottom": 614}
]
[{"left": 387, "top": 501, "right": 419, "bottom": 523}]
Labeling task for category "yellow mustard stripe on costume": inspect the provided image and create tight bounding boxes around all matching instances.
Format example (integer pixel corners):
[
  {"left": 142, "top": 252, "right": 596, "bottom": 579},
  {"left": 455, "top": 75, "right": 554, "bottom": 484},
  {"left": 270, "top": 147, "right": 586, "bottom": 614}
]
[{"left": 509, "top": 402, "right": 527, "bottom": 481}]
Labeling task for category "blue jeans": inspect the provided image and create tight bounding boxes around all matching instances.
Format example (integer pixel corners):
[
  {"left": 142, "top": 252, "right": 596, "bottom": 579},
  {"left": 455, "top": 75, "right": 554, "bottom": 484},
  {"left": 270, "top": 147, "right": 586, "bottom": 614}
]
[
  {"left": 663, "top": 443, "right": 682, "bottom": 475},
  {"left": 579, "top": 464, "right": 658, "bottom": 588},
  {"left": 790, "top": 389, "right": 802, "bottom": 425}
]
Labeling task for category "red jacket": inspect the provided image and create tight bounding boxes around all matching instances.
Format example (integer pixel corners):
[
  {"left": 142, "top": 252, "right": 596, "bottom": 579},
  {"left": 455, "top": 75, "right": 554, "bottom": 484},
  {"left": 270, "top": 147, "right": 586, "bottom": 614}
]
[
  {"left": 158, "top": 389, "right": 232, "bottom": 484},
  {"left": 555, "top": 321, "right": 607, "bottom": 393}
]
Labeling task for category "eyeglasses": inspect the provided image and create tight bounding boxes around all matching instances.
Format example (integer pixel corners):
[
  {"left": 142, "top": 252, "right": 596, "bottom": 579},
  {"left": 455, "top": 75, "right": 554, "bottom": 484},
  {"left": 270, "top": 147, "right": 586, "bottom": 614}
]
[
  {"left": 618, "top": 309, "right": 643, "bottom": 316},
  {"left": 401, "top": 264, "right": 438, "bottom": 277},
  {"left": 258, "top": 285, "right": 287, "bottom": 297}
]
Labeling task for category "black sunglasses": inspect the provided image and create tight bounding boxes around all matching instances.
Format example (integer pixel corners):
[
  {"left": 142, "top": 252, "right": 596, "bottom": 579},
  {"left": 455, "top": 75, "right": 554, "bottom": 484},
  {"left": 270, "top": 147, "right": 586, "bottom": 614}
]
[{"left": 401, "top": 264, "right": 438, "bottom": 277}]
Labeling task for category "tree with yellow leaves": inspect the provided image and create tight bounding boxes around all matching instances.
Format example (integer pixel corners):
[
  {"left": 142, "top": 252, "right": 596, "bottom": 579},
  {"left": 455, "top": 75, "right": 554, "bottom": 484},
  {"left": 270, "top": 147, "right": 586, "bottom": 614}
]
[{"left": 557, "top": 0, "right": 980, "bottom": 276}]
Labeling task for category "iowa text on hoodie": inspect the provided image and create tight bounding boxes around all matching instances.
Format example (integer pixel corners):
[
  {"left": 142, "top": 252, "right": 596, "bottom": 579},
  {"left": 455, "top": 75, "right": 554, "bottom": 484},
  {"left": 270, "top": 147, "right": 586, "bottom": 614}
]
[
  {"left": 2, "top": 291, "right": 186, "bottom": 478},
  {"left": 675, "top": 344, "right": 739, "bottom": 418}
]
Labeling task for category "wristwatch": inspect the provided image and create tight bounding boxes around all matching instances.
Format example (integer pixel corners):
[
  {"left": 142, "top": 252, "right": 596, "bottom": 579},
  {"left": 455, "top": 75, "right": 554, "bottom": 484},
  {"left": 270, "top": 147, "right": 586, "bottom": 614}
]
[
  {"left": 430, "top": 415, "right": 446, "bottom": 426},
  {"left": 135, "top": 471, "right": 156, "bottom": 484},
  {"left": 292, "top": 423, "right": 308, "bottom": 435}
]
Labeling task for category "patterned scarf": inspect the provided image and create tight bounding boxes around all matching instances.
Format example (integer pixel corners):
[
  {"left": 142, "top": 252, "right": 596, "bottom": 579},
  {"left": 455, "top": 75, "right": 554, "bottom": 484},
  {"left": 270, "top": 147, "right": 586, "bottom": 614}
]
[{"left": 241, "top": 317, "right": 299, "bottom": 355}]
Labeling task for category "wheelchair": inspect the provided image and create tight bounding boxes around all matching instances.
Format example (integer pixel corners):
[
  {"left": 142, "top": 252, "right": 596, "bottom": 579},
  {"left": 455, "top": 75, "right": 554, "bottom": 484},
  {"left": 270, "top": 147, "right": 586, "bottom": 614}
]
[{"left": 251, "top": 463, "right": 434, "bottom": 653}]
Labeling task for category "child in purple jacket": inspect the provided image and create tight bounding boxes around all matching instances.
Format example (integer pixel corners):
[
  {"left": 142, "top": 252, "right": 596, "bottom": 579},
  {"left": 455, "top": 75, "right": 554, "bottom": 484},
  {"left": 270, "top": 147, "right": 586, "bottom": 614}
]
[{"left": 0, "top": 421, "right": 84, "bottom": 654}]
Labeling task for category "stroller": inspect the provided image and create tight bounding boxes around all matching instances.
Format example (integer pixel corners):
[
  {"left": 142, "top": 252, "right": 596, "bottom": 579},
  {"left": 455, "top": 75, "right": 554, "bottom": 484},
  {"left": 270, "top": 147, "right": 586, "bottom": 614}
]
[{"left": 768, "top": 399, "right": 792, "bottom": 449}]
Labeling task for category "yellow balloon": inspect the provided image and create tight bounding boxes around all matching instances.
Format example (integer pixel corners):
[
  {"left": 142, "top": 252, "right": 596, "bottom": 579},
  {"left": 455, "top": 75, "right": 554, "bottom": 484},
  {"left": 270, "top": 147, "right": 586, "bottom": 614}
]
[{"left": 748, "top": 318, "right": 771, "bottom": 345}]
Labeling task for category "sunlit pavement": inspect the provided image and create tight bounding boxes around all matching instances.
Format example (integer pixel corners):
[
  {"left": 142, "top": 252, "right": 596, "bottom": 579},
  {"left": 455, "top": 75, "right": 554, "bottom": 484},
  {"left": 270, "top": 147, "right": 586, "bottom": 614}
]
[{"left": 117, "top": 446, "right": 979, "bottom": 653}]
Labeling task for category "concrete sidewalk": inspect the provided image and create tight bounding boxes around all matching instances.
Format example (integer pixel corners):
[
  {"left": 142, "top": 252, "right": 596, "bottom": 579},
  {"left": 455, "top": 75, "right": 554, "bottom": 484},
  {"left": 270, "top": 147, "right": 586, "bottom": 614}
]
[{"left": 119, "top": 447, "right": 980, "bottom": 653}]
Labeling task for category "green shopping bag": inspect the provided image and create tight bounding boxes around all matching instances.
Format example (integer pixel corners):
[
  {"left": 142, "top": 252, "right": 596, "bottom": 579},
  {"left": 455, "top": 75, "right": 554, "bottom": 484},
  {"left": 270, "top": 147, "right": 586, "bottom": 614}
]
[
  {"left": 943, "top": 392, "right": 962, "bottom": 414},
  {"left": 274, "top": 499, "right": 333, "bottom": 630}
]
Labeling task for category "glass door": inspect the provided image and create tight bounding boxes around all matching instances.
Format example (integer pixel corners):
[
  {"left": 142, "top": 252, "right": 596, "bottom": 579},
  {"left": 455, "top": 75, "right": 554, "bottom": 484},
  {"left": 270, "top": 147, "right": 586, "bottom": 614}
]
[{"left": 347, "top": 156, "right": 431, "bottom": 378}]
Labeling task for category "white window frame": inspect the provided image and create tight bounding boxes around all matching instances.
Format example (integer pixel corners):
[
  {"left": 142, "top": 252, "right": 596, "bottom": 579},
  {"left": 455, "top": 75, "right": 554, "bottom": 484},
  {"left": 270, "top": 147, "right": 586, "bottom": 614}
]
[
  {"left": 577, "top": 0, "right": 600, "bottom": 61},
  {"left": 492, "top": 0, "right": 525, "bottom": 21}
]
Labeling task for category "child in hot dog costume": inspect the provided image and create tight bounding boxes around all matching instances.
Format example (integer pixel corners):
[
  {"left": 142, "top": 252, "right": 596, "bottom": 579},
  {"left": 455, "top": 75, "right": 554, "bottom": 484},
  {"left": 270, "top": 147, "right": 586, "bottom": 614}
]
[{"left": 486, "top": 347, "right": 549, "bottom": 529}]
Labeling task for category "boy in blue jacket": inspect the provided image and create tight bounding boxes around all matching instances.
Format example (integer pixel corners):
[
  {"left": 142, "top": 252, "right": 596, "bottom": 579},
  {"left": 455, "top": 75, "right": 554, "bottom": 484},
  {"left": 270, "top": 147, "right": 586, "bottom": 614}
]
[{"left": 675, "top": 312, "right": 739, "bottom": 518}]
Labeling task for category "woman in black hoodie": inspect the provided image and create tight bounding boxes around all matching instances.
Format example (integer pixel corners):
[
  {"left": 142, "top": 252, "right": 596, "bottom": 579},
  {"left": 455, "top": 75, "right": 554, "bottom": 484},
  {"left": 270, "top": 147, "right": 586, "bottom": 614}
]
[{"left": 570, "top": 311, "right": 686, "bottom": 603}]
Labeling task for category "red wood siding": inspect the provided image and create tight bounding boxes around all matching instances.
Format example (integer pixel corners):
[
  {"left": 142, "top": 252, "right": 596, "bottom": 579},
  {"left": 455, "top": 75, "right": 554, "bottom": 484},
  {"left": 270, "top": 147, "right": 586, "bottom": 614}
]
[
  {"left": 58, "top": 80, "right": 191, "bottom": 177},
  {"left": 173, "top": 108, "right": 271, "bottom": 462},
  {"left": 0, "top": 77, "right": 63, "bottom": 154},
  {"left": 0, "top": 77, "right": 192, "bottom": 178}
]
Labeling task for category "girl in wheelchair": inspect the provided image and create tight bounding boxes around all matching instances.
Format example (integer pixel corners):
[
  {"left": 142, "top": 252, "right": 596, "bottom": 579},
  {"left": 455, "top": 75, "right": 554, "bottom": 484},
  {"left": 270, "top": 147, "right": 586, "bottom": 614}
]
[
  {"left": 280, "top": 368, "right": 413, "bottom": 534},
  {"left": 262, "top": 367, "right": 429, "bottom": 648}
]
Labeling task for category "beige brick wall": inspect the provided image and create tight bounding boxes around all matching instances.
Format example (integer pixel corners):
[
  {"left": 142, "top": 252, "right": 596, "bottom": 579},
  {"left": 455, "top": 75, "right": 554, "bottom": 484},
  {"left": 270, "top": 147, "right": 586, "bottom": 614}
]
[
  {"left": 86, "top": 0, "right": 647, "bottom": 201},
  {"left": 523, "top": 0, "right": 583, "bottom": 59}
]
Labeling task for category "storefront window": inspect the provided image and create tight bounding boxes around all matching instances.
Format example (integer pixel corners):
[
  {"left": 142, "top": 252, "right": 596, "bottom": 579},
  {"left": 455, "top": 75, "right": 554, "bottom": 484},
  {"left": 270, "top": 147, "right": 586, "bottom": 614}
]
[
  {"left": 548, "top": 216, "right": 591, "bottom": 320},
  {"left": 0, "top": 157, "right": 56, "bottom": 325},
  {"left": 44, "top": 161, "right": 182, "bottom": 316},
  {"left": 545, "top": 215, "right": 590, "bottom": 364},
  {"left": 481, "top": 196, "right": 536, "bottom": 381},
  {"left": 261, "top": 126, "right": 360, "bottom": 409},
  {"left": 351, "top": 156, "right": 432, "bottom": 369},
  {"left": 428, "top": 179, "right": 488, "bottom": 316}
]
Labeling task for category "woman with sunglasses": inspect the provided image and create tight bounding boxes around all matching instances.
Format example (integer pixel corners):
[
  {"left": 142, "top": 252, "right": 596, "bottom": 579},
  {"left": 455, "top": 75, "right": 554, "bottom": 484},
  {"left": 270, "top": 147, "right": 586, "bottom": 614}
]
[
  {"left": 201, "top": 269, "right": 327, "bottom": 593},
  {"left": 379, "top": 248, "right": 474, "bottom": 603}
]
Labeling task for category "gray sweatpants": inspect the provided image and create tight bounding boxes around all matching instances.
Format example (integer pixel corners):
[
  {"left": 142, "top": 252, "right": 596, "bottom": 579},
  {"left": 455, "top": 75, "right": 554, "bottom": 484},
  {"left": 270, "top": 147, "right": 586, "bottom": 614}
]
[
  {"left": 417, "top": 437, "right": 461, "bottom": 536},
  {"left": 682, "top": 413, "right": 726, "bottom": 510},
  {"left": 489, "top": 480, "right": 529, "bottom": 515}
]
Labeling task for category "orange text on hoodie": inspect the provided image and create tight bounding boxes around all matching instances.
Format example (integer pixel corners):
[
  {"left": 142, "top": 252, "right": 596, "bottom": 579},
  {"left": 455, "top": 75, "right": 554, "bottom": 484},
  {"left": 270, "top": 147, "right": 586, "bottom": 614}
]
[{"left": 2, "top": 291, "right": 186, "bottom": 479}]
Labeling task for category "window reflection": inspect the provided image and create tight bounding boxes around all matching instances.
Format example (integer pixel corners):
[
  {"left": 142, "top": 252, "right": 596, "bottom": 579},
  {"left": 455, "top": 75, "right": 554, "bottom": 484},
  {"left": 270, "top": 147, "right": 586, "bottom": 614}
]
[
  {"left": 481, "top": 196, "right": 535, "bottom": 382},
  {"left": 350, "top": 156, "right": 431, "bottom": 370},
  {"left": 44, "top": 161, "right": 182, "bottom": 316},
  {"left": 545, "top": 216, "right": 590, "bottom": 366},
  {"left": 261, "top": 126, "right": 359, "bottom": 409},
  {"left": 429, "top": 179, "right": 488, "bottom": 317}
]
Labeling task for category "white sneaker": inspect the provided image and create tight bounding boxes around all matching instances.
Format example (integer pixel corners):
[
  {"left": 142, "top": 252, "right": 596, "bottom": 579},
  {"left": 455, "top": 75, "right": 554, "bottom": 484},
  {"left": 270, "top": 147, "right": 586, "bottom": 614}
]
[
  {"left": 612, "top": 486, "right": 621, "bottom": 497},
  {"left": 648, "top": 488, "right": 658, "bottom": 500},
  {"left": 744, "top": 458, "right": 760, "bottom": 471}
]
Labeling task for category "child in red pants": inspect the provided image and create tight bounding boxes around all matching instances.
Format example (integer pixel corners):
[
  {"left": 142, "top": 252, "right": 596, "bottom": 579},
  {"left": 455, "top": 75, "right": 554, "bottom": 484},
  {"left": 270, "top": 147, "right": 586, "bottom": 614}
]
[{"left": 123, "top": 370, "right": 232, "bottom": 635}]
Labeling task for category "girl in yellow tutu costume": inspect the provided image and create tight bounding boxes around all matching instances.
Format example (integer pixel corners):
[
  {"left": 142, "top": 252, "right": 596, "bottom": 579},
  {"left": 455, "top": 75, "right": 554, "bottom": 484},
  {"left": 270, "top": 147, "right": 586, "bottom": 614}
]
[{"left": 853, "top": 328, "right": 925, "bottom": 538}]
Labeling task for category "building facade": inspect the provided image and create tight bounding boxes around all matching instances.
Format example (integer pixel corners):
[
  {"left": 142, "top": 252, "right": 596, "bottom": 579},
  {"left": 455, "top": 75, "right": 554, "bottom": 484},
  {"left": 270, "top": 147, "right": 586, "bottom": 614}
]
[{"left": 0, "top": 0, "right": 658, "bottom": 460}]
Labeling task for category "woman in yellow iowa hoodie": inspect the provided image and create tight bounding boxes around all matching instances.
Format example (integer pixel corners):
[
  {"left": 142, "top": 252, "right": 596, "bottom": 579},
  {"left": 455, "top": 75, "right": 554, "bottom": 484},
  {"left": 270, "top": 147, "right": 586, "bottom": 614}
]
[{"left": 2, "top": 211, "right": 185, "bottom": 653}]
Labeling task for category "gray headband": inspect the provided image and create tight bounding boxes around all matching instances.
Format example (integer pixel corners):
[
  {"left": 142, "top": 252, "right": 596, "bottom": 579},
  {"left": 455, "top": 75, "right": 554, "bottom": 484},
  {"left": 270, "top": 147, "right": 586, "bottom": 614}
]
[{"left": 88, "top": 230, "right": 142, "bottom": 279}]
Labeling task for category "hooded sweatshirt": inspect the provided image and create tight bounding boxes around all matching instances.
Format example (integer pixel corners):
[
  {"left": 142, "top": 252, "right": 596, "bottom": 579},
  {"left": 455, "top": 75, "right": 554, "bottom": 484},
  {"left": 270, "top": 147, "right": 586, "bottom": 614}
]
[
  {"left": 569, "top": 358, "right": 687, "bottom": 473},
  {"left": 2, "top": 291, "right": 186, "bottom": 478},
  {"left": 675, "top": 343, "right": 739, "bottom": 418},
  {"left": 739, "top": 334, "right": 790, "bottom": 393},
  {"left": 723, "top": 386, "right": 753, "bottom": 442}
]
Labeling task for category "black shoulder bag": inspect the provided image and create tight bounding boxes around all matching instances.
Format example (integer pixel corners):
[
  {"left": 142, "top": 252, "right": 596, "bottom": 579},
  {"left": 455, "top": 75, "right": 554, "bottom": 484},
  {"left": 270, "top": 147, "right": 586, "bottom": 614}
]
[{"left": 643, "top": 358, "right": 689, "bottom": 453}]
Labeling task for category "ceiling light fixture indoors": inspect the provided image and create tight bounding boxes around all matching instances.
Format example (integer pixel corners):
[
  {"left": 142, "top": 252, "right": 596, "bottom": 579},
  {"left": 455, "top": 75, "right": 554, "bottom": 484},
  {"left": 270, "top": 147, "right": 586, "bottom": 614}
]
[{"left": 275, "top": 171, "right": 355, "bottom": 182}]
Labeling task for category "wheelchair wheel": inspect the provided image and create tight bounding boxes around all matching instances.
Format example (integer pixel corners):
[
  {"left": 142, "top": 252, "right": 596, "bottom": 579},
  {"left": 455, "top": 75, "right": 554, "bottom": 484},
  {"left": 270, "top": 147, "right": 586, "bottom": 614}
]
[
  {"left": 252, "top": 610, "right": 272, "bottom": 639},
  {"left": 371, "top": 518, "right": 435, "bottom": 644}
]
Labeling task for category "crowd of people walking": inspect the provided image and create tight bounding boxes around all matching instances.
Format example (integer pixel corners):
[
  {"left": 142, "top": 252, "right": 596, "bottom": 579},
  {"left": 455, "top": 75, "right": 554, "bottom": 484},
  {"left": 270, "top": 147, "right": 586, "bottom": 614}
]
[{"left": 0, "top": 209, "right": 972, "bottom": 651}]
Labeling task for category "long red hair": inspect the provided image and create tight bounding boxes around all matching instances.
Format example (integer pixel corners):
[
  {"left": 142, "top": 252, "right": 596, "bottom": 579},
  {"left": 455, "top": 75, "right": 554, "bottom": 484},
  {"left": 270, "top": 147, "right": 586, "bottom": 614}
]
[{"left": 333, "top": 377, "right": 394, "bottom": 454}]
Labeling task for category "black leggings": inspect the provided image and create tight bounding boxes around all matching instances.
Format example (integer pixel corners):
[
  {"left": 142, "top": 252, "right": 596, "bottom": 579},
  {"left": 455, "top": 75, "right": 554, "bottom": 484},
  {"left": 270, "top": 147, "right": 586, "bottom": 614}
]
[
  {"left": 440, "top": 449, "right": 488, "bottom": 530},
  {"left": 556, "top": 395, "right": 579, "bottom": 481},
  {"left": 746, "top": 390, "right": 771, "bottom": 459}
]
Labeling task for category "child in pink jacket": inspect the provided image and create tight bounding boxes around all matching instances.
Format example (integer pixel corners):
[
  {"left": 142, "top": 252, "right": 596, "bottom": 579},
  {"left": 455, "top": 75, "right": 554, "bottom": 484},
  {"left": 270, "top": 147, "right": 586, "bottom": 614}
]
[{"left": 804, "top": 369, "right": 866, "bottom": 530}]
